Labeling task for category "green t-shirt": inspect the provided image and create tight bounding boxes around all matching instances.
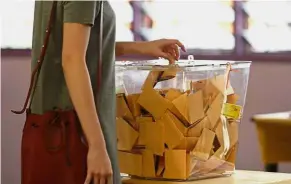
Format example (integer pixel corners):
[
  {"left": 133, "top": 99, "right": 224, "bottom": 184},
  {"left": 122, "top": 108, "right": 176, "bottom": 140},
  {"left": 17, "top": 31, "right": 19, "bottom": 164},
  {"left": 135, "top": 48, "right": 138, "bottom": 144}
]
[{"left": 31, "top": 1, "right": 120, "bottom": 183}]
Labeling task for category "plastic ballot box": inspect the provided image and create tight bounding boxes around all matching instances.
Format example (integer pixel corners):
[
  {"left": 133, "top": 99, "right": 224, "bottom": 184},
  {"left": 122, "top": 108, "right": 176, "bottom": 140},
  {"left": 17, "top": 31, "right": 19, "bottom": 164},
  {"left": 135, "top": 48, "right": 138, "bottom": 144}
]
[{"left": 115, "top": 59, "right": 251, "bottom": 181}]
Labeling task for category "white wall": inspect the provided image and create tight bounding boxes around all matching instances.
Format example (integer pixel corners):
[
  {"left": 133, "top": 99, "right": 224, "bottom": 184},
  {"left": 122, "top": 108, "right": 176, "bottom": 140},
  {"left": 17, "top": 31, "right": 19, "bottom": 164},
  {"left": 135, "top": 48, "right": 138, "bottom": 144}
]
[{"left": 237, "top": 61, "right": 291, "bottom": 172}]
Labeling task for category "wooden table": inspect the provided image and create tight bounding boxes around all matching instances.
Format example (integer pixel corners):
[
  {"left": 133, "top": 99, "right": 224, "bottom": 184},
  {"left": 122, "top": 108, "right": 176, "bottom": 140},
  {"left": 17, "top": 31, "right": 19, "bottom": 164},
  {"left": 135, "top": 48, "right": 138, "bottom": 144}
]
[
  {"left": 122, "top": 170, "right": 291, "bottom": 184},
  {"left": 252, "top": 111, "right": 291, "bottom": 172}
]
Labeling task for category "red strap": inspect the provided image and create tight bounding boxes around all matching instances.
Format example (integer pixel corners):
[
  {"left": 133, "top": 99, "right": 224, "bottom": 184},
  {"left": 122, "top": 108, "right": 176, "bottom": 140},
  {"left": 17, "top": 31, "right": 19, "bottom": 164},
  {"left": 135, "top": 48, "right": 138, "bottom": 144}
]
[
  {"left": 11, "top": 2, "right": 57, "bottom": 114},
  {"left": 12, "top": 2, "right": 104, "bottom": 114}
]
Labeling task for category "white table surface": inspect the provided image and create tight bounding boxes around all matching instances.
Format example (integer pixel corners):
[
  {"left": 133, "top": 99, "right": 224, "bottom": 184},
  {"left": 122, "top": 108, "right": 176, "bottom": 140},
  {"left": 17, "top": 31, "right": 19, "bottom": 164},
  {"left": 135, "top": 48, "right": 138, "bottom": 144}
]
[{"left": 122, "top": 170, "right": 291, "bottom": 184}]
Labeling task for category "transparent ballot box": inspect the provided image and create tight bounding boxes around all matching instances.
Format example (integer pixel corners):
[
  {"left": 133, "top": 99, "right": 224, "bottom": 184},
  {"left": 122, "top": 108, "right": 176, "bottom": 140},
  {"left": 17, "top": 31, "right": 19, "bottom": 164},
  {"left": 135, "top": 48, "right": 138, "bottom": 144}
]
[{"left": 115, "top": 59, "right": 251, "bottom": 181}]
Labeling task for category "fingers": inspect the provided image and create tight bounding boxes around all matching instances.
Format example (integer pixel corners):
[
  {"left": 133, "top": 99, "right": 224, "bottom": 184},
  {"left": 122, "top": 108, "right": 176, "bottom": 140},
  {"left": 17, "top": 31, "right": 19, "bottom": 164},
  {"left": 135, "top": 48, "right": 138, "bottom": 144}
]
[
  {"left": 164, "top": 45, "right": 179, "bottom": 61},
  {"left": 100, "top": 175, "right": 112, "bottom": 184},
  {"left": 170, "top": 44, "right": 180, "bottom": 60},
  {"left": 84, "top": 175, "right": 107, "bottom": 184},
  {"left": 165, "top": 47, "right": 177, "bottom": 60},
  {"left": 86, "top": 175, "right": 110, "bottom": 184},
  {"left": 107, "top": 176, "right": 113, "bottom": 184},
  {"left": 94, "top": 175, "right": 99, "bottom": 184},
  {"left": 158, "top": 52, "right": 176, "bottom": 65},
  {"left": 162, "top": 39, "right": 186, "bottom": 52},
  {"left": 84, "top": 173, "right": 93, "bottom": 184},
  {"left": 85, "top": 172, "right": 112, "bottom": 184},
  {"left": 99, "top": 177, "right": 106, "bottom": 184}
]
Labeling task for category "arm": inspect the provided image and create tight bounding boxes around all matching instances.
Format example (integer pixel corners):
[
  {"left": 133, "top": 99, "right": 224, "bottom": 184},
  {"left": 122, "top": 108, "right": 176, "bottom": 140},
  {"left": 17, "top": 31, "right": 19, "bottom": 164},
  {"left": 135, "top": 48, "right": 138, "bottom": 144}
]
[
  {"left": 62, "top": 1, "right": 105, "bottom": 148},
  {"left": 115, "top": 40, "right": 186, "bottom": 64},
  {"left": 115, "top": 41, "right": 145, "bottom": 57}
]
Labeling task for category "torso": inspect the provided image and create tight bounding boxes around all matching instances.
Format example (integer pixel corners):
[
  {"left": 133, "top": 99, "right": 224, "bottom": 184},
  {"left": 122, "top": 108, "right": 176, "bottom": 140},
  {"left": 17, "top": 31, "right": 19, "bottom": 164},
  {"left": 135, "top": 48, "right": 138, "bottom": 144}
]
[{"left": 31, "top": 1, "right": 120, "bottom": 183}]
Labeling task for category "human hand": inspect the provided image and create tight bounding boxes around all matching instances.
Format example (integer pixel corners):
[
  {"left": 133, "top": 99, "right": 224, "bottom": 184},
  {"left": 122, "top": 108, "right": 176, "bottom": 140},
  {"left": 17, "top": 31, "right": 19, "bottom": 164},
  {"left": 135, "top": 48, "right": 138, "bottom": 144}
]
[
  {"left": 84, "top": 147, "right": 113, "bottom": 184},
  {"left": 139, "top": 39, "right": 186, "bottom": 64}
]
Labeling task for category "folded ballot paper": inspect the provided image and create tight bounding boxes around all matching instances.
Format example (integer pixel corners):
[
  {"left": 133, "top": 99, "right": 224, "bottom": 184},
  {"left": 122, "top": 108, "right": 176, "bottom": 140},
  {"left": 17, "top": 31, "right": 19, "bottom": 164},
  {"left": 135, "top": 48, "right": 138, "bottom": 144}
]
[{"left": 116, "top": 66, "right": 242, "bottom": 180}]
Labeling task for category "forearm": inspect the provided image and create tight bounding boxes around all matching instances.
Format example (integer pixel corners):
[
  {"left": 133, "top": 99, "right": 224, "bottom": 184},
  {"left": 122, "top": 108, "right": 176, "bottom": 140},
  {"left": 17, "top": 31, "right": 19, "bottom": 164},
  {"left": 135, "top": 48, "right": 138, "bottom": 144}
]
[
  {"left": 62, "top": 57, "right": 106, "bottom": 148},
  {"left": 115, "top": 41, "right": 145, "bottom": 57}
]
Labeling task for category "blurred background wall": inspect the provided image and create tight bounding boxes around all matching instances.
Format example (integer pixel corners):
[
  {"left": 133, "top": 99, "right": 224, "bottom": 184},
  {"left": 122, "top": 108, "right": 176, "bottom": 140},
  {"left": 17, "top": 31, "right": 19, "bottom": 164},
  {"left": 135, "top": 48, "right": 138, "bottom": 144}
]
[{"left": 2, "top": 1, "right": 291, "bottom": 184}]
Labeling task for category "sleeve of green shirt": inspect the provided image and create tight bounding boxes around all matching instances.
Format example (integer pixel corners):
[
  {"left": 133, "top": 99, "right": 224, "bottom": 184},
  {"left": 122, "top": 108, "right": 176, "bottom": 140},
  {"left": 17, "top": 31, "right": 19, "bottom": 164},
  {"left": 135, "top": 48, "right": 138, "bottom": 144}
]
[{"left": 62, "top": 1, "right": 101, "bottom": 26}]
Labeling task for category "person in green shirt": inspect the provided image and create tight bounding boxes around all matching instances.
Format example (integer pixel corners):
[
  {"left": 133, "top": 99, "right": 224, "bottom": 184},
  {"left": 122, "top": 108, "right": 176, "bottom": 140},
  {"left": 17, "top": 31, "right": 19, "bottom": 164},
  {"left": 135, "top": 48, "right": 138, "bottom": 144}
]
[{"left": 28, "top": 1, "right": 186, "bottom": 184}]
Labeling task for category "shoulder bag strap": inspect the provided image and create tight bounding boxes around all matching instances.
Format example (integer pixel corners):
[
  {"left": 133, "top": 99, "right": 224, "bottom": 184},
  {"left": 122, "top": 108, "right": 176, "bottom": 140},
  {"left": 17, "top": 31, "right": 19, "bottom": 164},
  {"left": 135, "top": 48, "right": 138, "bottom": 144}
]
[{"left": 12, "top": 1, "right": 104, "bottom": 114}]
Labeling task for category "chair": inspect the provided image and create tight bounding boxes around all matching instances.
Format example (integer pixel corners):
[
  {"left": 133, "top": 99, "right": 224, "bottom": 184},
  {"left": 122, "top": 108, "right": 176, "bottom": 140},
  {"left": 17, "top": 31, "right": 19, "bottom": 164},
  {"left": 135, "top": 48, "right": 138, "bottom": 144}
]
[{"left": 252, "top": 111, "right": 291, "bottom": 172}]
